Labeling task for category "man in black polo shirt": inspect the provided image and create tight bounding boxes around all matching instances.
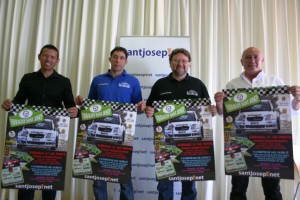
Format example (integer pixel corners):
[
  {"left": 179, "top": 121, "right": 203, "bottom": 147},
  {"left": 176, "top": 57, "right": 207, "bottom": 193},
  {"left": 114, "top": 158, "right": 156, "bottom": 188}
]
[
  {"left": 145, "top": 48, "right": 216, "bottom": 200},
  {"left": 1, "top": 44, "right": 78, "bottom": 200}
]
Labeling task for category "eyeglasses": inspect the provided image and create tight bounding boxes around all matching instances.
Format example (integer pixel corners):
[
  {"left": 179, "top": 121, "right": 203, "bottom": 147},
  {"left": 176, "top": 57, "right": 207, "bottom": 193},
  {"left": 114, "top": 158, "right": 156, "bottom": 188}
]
[{"left": 172, "top": 59, "right": 189, "bottom": 64}]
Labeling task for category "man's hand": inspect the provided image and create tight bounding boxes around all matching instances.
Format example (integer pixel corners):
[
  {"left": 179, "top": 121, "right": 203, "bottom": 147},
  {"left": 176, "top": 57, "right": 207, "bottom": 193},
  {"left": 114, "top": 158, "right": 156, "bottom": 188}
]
[
  {"left": 137, "top": 101, "right": 146, "bottom": 113},
  {"left": 209, "top": 105, "right": 217, "bottom": 116},
  {"left": 145, "top": 106, "right": 154, "bottom": 118},
  {"left": 1, "top": 99, "right": 13, "bottom": 111},
  {"left": 68, "top": 107, "right": 78, "bottom": 118},
  {"left": 289, "top": 85, "right": 300, "bottom": 100},
  {"left": 214, "top": 92, "right": 225, "bottom": 114},
  {"left": 75, "top": 95, "right": 84, "bottom": 106},
  {"left": 289, "top": 85, "right": 300, "bottom": 110}
]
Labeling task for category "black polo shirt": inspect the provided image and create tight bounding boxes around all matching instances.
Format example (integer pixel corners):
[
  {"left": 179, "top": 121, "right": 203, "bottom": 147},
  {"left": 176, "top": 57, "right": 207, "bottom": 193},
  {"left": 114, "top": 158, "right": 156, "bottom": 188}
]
[
  {"left": 13, "top": 69, "right": 75, "bottom": 108},
  {"left": 146, "top": 73, "right": 210, "bottom": 106}
]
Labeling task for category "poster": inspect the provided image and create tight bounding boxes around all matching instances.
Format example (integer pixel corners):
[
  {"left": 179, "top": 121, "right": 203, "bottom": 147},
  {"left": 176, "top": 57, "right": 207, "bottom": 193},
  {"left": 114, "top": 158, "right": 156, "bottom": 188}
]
[
  {"left": 152, "top": 98, "right": 215, "bottom": 181},
  {"left": 223, "top": 85, "right": 294, "bottom": 179},
  {"left": 120, "top": 36, "right": 190, "bottom": 199},
  {"left": 73, "top": 99, "right": 137, "bottom": 184},
  {"left": 1, "top": 104, "right": 70, "bottom": 190}
]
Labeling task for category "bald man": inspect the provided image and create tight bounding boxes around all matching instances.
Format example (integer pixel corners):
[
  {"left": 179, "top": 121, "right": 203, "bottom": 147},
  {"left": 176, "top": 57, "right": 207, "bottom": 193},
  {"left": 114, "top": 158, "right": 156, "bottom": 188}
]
[{"left": 214, "top": 47, "right": 300, "bottom": 200}]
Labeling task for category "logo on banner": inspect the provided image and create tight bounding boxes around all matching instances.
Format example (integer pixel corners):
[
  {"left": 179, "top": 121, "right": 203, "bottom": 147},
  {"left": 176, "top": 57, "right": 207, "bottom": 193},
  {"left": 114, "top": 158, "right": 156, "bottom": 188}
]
[{"left": 127, "top": 48, "right": 169, "bottom": 58}]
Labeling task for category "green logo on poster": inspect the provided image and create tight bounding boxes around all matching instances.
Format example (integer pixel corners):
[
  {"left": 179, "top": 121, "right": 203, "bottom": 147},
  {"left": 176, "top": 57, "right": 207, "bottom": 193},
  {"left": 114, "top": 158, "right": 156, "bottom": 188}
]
[
  {"left": 154, "top": 103, "right": 187, "bottom": 123},
  {"left": 81, "top": 103, "right": 112, "bottom": 121},
  {"left": 224, "top": 92, "right": 260, "bottom": 113},
  {"left": 9, "top": 109, "right": 44, "bottom": 127}
]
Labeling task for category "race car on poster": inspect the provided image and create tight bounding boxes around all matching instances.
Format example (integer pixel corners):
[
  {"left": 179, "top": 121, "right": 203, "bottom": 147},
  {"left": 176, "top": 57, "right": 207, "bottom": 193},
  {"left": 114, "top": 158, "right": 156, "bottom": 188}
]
[
  {"left": 86, "top": 114, "right": 125, "bottom": 144},
  {"left": 234, "top": 99, "right": 280, "bottom": 134},
  {"left": 164, "top": 111, "right": 203, "bottom": 142},
  {"left": 17, "top": 119, "right": 59, "bottom": 150}
]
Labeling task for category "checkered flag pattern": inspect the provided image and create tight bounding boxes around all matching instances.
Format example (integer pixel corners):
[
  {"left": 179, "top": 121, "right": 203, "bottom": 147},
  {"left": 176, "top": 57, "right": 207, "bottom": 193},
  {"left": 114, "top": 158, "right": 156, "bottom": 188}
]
[
  {"left": 82, "top": 99, "right": 96, "bottom": 108},
  {"left": 223, "top": 85, "right": 289, "bottom": 97},
  {"left": 9, "top": 104, "right": 26, "bottom": 114},
  {"left": 153, "top": 98, "right": 211, "bottom": 110},
  {"left": 10, "top": 104, "right": 69, "bottom": 116},
  {"left": 83, "top": 98, "right": 137, "bottom": 112}
]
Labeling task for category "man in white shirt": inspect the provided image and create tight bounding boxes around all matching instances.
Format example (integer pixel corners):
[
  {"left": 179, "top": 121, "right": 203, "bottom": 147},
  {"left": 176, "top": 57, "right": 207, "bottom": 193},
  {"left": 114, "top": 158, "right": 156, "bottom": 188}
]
[{"left": 214, "top": 47, "right": 300, "bottom": 200}]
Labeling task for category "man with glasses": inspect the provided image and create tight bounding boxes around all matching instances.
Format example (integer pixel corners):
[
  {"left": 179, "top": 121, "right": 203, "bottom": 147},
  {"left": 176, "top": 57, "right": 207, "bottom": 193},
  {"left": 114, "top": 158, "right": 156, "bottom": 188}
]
[
  {"left": 145, "top": 48, "right": 216, "bottom": 200},
  {"left": 75, "top": 46, "right": 145, "bottom": 200},
  {"left": 214, "top": 46, "right": 300, "bottom": 200}
]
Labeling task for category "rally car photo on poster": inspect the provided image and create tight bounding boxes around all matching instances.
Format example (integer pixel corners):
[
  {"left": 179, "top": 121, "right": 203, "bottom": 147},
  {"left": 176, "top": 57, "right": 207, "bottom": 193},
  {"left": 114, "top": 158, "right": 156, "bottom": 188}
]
[
  {"left": 163, "top": 111, "right": 203, "bottom": 143},
  {"left": 234, "top": 99, "right": 280, "bottom": 134},
  {"left": 86, "top": 113, "right": 126, "bottom": 144},
  {"left": 16, "top": 118, "right": 59, "bottom": 150}
]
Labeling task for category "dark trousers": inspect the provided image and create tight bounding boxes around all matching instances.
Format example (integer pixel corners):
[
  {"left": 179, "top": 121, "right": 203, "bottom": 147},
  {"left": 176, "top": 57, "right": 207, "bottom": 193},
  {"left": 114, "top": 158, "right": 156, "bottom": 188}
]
[
  {"left": 93, "top": 180, "right": 134, "bottom": 200},
  {"left": 157, "top": 181, "right": 197, "bottom": 200},
  {"left": 18, "top": 190, "right": 56, "bottom": 200},
  {"left": 230, "top": 176, "right": 282, "bottom": 200}
]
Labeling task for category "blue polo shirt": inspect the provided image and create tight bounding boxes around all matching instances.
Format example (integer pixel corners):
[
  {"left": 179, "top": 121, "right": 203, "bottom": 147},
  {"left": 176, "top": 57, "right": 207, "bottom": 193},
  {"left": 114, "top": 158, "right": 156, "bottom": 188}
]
[{"left": 88, "top": 70, "right": 142, "bottom": 104}]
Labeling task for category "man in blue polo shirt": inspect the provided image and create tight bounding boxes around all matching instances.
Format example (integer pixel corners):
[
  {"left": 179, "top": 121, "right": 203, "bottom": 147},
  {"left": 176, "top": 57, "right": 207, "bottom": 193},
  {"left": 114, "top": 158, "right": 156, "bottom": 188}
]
[{"left": 75, "top": 46, "right": 145, "bottom": 200}]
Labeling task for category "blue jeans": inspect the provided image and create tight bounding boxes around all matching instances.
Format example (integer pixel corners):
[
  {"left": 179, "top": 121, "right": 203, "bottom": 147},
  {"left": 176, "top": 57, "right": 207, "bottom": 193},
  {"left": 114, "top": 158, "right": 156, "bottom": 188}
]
[
  {"left": 18, "top": 189, "right": 56, "bottom": 200},
  {"left": 157, "top": 181, "right": 197, "bottom": 200},
  {"left": 93, "top": 180, "right": 134, "bottom": 200},
  {"left": 230, "top": 176, "right": 282, "bottom": 200}
]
